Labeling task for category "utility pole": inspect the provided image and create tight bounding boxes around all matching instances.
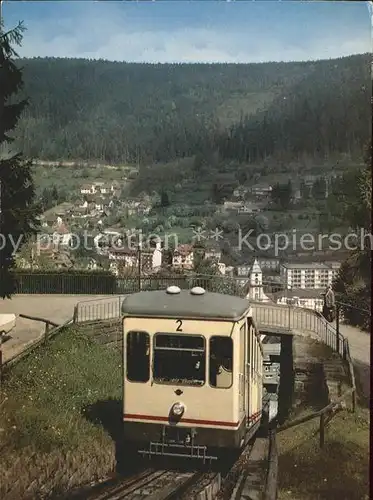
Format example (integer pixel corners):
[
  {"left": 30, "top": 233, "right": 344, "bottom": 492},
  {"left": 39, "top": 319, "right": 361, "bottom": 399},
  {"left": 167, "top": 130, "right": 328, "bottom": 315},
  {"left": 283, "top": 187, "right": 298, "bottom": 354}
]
[{"left": 137, "top": 233, "right": 142, "bottom": 292}]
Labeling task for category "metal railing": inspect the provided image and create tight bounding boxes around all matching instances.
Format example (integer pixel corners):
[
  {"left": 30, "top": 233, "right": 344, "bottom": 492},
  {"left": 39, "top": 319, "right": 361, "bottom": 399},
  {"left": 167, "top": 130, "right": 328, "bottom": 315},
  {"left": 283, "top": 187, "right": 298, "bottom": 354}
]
[
  {"left": 251, "top": 302, "right": 346, "bottom": 358},
  {"left": 74, "top": 296, "right": 127, "bottom": 323},
  {"left": 13, "top": 272, "right": 248, "bottom": 296},
  {"left": 73, "top": 291, "right": 346, "bottom": 359}
]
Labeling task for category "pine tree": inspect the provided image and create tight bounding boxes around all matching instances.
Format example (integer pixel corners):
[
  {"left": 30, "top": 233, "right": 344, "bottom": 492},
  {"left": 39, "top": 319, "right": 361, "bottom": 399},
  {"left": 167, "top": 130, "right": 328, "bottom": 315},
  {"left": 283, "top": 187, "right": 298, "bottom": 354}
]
[
  {"left": 333, "top": 140, "right": 372, "bottom": 330},
  {"left": 0, "top": 22, "right": 39, "bottom": 298}
]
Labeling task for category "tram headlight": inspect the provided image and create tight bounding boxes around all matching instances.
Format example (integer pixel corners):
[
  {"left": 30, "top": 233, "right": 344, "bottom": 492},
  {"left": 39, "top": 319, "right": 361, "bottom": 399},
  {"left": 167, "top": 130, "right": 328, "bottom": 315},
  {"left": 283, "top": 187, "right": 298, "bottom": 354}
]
[{"left": 171, "top": 402, "right": 185, "bottom": 417}]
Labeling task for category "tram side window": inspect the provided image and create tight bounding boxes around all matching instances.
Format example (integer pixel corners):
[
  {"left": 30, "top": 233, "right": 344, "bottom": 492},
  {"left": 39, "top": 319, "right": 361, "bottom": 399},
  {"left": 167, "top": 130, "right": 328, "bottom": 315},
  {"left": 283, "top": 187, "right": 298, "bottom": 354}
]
[
  {"left": 209, "top": 336, "right": 233, "bottom": 388},
  {"left": 126, "top": 331, "right": 150, "bottom": 382}
]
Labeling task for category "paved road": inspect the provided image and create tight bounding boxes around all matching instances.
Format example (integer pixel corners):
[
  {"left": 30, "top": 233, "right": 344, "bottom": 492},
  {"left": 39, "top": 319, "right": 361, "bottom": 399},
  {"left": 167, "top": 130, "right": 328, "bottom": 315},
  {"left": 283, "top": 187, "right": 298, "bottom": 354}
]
[
  {"left": 0, "top": 295, "right": 112, "bottom": 363},
  {"left": 331, "top": 321, "right": 370, "bottom": 402}
]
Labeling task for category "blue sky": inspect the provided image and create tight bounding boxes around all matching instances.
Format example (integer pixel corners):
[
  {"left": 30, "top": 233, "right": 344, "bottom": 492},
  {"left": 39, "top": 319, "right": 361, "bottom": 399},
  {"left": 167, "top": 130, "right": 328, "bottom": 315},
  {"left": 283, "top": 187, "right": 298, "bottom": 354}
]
[{"left": 3, "top": 1, "right": 372, "bottom": 63}]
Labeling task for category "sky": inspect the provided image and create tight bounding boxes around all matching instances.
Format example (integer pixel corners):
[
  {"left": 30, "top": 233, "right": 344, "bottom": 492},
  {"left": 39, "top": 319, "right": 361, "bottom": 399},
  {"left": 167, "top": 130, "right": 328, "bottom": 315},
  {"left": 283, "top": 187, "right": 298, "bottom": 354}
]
[{"left": 2, "top": 1, "right": 372, "bottom": 64}]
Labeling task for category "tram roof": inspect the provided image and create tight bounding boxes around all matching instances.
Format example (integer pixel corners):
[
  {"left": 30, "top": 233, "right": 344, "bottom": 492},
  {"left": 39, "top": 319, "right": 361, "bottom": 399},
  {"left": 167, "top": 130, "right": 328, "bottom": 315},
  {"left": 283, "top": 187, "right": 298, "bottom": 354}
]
[{"left": 121, "top": 289, "right": 251, "bottom": 321}]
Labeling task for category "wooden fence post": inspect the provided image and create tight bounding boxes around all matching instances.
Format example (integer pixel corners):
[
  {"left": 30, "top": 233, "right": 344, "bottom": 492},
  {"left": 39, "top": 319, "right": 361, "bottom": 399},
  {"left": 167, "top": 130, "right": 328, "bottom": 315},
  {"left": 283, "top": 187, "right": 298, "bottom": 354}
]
[
  {"left": 73, "top": 305, "right": 78, "bottom": 323},
  {"left": 0, "top": 346, "right": 3, "bottom": 391},
  {"left": 336, "top": 305, "right": 340, "bottom": 354},
  {"left": 319, "top": 414, "right": 325, "bottom": 448},
  {"left": 44, "top": 322, "right": 50, "bottom": 344},
  {"left": 352, "top": 389, "right": 356, "bottom": 413}
]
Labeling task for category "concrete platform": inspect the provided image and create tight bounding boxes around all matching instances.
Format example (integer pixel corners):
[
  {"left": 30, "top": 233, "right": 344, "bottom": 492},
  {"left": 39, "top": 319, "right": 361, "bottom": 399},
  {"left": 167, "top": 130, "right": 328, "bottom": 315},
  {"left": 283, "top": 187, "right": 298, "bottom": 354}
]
[
  {"left": 0, "top": 295, "right": 112, "bottom": 364},
  {"left": 0, "top": 314, "right": 16, "bottom": 334}
]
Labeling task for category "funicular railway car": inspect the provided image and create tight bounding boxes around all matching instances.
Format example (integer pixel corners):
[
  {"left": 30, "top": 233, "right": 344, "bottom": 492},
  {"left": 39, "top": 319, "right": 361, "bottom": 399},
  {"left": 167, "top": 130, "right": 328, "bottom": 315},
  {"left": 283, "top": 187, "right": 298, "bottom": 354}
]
[
  {"left": 121, "top": 285, "right": 264, "bottom": 462},
  {"left": 262, "top": 342, "right": 281, "bottom": 390}
]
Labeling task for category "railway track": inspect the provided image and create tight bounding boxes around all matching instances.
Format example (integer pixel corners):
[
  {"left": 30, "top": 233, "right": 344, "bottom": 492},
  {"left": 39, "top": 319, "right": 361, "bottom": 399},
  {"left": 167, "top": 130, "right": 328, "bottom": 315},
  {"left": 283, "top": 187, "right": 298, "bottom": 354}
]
[
  {"left": 79, "top": 468, "right": 210, "bottom": 500},
  {"left": 67, "top": 432, "right": 274, "bottom": 500}
]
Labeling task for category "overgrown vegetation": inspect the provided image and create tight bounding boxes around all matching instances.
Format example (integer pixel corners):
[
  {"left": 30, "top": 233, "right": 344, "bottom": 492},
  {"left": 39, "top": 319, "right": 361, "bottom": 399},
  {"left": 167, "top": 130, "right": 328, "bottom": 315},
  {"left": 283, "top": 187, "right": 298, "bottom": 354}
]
[{"left": 0, "top": 327, "right": 123, "bottom": 498}]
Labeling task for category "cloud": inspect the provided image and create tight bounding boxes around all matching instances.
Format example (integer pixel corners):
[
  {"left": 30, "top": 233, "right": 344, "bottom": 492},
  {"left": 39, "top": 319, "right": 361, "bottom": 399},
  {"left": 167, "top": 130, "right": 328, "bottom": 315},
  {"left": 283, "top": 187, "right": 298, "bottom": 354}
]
[{"left": 5, "top": 3, "right": 372, "bottom": 63}]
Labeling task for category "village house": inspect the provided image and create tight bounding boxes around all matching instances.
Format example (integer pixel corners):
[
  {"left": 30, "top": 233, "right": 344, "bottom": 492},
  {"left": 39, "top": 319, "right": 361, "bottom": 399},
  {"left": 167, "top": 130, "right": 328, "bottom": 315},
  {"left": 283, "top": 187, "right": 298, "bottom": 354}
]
[
  {"left": 272, "top": 288, "right": 325, "bottom": 312},
  {"left": 71, "top": 206, "right": 88, "bottom": 218},
  {"left": 97, "top": 183, "right": 111, "bottom": 195},
  {"left": 233, "top": 186, "right": 249, "bottom": 199},
  {"left": 250, "top": 184, "right": 273, "bottom": 198},
  {"left": 108, "top": 246, "right": 138, "bottom": 267},
  {"left": 238, "top": 201, "right": 266, "bottom": 214},
  {"left": 258, "top": 258, "right": 280, "bottom": 272},
  {"left": 141, "top": 239, "right": 163, "bottom": 272},
  {"left": 80, "top": 183, "right": 97, "bottom": 195},
  {"left": 223, "top": 201, "right": 244, "bottom": 213},
  {"left": 172, "top": 244, "right": 194, "bottom": 270},
  {"left": 52, "top": 218, "right": 73, "bottom": 248},
  {"left": 203, "top": 242, "right": 222, "bottom": 263},
  {"left": 236, "top": 265, "right": 250, "bottom": 287},
  {"left": 137, "top": 201, "right": 152, "bottom": 216},
  {"left": 218, "top": 262, "right": 226, "bottom": 275},
  {"left": 94, "top": 229, "right": 123, "bottom": 254},
  {"left": 80, "top": 181, "right": 121, "bottom": 197}
]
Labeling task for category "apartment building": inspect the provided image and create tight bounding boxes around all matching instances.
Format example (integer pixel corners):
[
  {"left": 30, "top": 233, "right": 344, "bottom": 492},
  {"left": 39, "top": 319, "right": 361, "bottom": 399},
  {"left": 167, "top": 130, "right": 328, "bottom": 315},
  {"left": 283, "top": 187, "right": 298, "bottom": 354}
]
[{"left": 280, "top": 262, "right": 340, "bottom": 290}]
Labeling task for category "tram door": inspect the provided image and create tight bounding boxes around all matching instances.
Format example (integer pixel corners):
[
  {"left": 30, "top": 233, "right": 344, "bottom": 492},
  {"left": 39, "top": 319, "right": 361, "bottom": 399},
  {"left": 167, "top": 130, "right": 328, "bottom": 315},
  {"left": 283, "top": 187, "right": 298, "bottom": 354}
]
[
  {"left": 246, "top": 317, "right": 253, "bottom": 422},
  {"left": 240, "top": 323, "right": 247, "bottom": 415},
  {"left": 244, "top": 319, "right": 250, "bottom": 419}
]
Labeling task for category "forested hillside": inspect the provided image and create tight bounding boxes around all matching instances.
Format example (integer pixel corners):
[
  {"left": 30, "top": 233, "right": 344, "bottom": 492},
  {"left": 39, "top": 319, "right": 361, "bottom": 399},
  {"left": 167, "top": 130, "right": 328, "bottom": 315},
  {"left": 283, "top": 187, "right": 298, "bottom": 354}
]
[
  {"left": 217, "top": 55, "right": 371, "bottom": 163},
  {"left": 14, "top": 54, "right": 370, "bottom": 165}
]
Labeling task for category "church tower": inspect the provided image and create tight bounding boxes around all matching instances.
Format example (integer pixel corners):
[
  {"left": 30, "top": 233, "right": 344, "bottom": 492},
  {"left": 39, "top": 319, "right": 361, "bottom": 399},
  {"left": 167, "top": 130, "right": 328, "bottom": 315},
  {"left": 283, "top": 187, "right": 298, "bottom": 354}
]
[{"left": 249, "top": 258, "right": 264, "bottom": 301}]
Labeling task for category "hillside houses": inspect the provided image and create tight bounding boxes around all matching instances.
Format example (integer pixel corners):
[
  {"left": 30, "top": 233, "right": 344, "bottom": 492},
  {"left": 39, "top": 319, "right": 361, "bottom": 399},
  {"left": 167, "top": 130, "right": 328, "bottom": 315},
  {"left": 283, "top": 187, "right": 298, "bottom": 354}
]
[
  {"left": 80, "top": 180, "right": 121, "bottom": 196},
  {"left": 52, "top": 219, "right": 73, "bottom": 247},
  {"left": 107, "top": 239, "right": 163, "bottom": 276},
  {"left": 223, "top": 200, "right": 266, "bottom": 215},
  {"left": 172, "top": 244, "right": 194, "bottom": 270},
  {"left": 233, "top": 186, "right": 249, "bottom": 199},
  {"left": 250, "top": 184, "right": 273, "bottom": 198},
  {"left": 204, "top": 242, "right": 222, "bottom": 262}
]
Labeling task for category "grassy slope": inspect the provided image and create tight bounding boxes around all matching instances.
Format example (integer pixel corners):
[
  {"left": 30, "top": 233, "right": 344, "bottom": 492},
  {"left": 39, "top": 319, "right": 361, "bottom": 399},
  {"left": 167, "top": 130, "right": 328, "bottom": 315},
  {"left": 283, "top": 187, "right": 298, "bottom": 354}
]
[
  {"left": 0, "top": 327, "right": 123, "bottom": 498},
  {"left": 277, "top": 407, "right": 369, "bottom": 500},
  {"left": 277, "top": 339, "right": 369, "bottom": 500}
]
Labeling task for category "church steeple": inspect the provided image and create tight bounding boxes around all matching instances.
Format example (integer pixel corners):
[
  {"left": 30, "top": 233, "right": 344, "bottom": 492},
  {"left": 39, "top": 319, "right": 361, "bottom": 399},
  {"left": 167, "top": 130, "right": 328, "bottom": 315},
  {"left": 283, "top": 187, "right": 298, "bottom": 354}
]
[{"left": 249, "top": 258, "right": 264, "bottom": 301}]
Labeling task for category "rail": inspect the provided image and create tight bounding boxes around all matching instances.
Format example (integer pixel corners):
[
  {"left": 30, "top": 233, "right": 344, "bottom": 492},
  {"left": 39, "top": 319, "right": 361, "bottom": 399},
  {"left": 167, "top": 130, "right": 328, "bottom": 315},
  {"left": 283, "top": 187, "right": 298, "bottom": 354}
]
[{"left": 264, "top": 429, "right": 278, "bottom": 500}]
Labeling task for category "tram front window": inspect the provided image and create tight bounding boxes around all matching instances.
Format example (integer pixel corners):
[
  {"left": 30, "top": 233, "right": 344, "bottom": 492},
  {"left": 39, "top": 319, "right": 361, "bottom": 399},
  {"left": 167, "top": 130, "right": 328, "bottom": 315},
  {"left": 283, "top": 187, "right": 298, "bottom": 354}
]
[{"left": 153, "top": 334, "right": 205, "bottom": 386}]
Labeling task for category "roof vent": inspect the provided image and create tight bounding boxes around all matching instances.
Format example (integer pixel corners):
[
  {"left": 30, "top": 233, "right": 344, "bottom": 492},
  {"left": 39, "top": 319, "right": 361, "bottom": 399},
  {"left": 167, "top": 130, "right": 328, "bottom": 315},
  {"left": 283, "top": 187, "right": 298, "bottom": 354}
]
[
  {"left": 166, "top": 285, "right": 181, "bottom": 294},
  {"left": 190, "top": 286, "right": 206, "bottom": 296}
]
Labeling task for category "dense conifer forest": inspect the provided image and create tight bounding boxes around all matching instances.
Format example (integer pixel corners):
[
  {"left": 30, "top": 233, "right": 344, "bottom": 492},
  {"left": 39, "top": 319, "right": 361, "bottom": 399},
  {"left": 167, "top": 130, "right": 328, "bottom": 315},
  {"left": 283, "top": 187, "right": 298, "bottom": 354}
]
[{"left": 14, "top": 53, "right": 371, "bottom": 166}]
